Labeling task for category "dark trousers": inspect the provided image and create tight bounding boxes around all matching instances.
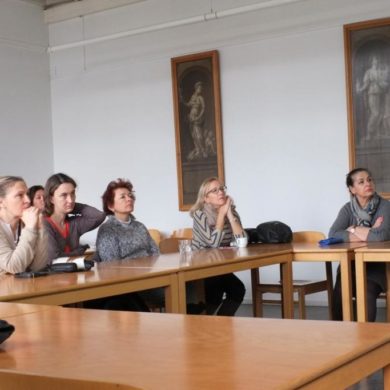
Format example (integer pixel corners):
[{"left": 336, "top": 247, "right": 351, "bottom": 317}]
[
  {"left": 205, "top": 273, "right": 246, "bottom": 316},
  {"left": 83, "top": 292, "right": 150, "bottom": 312},
  {"left": 332, "top": 263, "right": 384, "bottom": 322}
]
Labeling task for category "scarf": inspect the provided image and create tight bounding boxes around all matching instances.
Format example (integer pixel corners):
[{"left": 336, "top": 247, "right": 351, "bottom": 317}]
[
  {"left": 203, "top": 203, "right": 217, "bottom": 227},
  {"left": 350, "top": 192, "right": 380, "bottom": 227}
]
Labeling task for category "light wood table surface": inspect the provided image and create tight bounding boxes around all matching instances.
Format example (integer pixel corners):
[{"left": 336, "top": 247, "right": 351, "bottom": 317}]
[
  {"left": 176, "top": 245, "right": 294, "bottom": 317},
  {"left": 292, "top": 242, "right": 367, "bottom": 321},
  {"left": 0, "top": 258, "right": 179, "bottom": 313},
  {"left": 0, "top": 305, "right": 390, "bottom": 389},
  {"left": 355, "top": 241, "right": 390, "bottom": 322}
]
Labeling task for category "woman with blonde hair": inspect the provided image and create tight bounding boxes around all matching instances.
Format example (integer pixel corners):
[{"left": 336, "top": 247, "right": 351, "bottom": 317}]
[
  {"left": 190, "top": 177, "right": 246, "bottom": 316},
  {"left": 0, "top": 176, "right": 48, "bottom": 274}
]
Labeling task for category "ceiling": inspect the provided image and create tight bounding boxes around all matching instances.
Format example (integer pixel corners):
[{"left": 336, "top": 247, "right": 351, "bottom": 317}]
[{"left": 26, "top": 0, "right": 146, "bottom": 23}]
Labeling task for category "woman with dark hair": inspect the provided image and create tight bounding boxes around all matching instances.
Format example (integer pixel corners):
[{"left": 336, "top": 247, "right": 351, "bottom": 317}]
[
  {"left": 189, "top": 177, "right": 246, "bottom": 316},
  {"left": 95, "top": 178, "right": 159, "bottom": 312},
  {"left": 96, "top": 178, "right": 158, "bottom": 261},
  {"left": 329, "top": 167, "right": 390, "bottom": 321},
  {"left": 28, "top": 185, "right": 45, "bottom": 212},
  {"left": 43, "top": 173, "right": 105, "bottom": 263},
  {"left": 0, "top": 176, "right": 47, "bottom": 274}
]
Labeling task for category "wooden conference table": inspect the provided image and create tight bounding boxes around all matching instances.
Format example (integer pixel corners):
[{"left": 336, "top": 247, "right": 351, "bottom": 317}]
[
  {"left": 355, "top": 241, "right": 390, "bottom": 322},
  {"left": 0, "top": 242, "right": 369, "bottom": 321},
  {"left": 251, "top": 242, "right": 367, "bottom": 321},
  {"left": 1, "top": 303, "right": 390, "bottom": 389},
  {"left": 291, "top": 242, "right": 367, "bottom": 321},
  {"left": 0, "top": 245, "right": 294, "bottom": 317},
  {"left": 90, "top": 245, "right": 294, "bottom": 317},
  {"left": 176, "top": 245, "right": 293, "bottom": 316},
  {"left": 0, "top": 259, "right": 180, "bottom": 312}
]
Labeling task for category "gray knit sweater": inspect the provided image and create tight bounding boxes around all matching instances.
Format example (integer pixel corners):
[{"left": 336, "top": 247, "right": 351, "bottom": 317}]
[{"left": 96, "top": 215, "right": 159, "bottom": 261}]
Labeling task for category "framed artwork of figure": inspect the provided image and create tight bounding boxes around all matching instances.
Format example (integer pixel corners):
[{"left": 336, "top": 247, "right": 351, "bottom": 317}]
[
  {"left": 345, "top": 18, "right": 390, "bottom": 198},
  {"left": 171, "top": 50, "right": 224, "bottom": 210}
]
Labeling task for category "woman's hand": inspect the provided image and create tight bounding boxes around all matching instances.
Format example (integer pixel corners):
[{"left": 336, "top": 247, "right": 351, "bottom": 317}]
[
  {"left": 21, "top": 207, "right": 40, "bottom": 230},
  {"left": 372, "top": 216, "right": 384, "bottom": 229},
  {"left": 219, "top": 196, "right": 232, "bottom": 217}
]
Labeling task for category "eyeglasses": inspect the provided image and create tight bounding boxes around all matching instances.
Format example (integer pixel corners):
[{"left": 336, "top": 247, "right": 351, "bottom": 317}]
[{"left": 206, "top": 185, "right": 227, "bottom": 195}]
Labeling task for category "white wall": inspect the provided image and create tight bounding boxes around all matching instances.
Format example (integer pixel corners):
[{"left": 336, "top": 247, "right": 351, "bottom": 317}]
[
  {"left": 0, "top": 0, "right": 53, "bottom": 186},
  {"left": 48, "top": 0, "right": 390, "bottom": 303}
]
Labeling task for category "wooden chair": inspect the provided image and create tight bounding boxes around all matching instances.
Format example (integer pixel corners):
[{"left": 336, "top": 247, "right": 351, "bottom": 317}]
[
  {"left": 253, "top": 231, "right": 333, "bottom": 319},
  {"left": 171, "top": 228, "right": 193, "bottom": 239},
  {"left": 148, "top": 229, "right": 162, "bottom": 246},
  {"left": 159, "top": 237, "right": 181, "bottom": 254}
]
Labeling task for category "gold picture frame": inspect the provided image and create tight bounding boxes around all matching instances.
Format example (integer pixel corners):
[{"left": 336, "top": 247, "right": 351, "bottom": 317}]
[
  {"left": 171, "top": 50, "right": 225, "bottom": 210},
  {"left": 344, "top": 18, "right": 390, "bottom": 198}
]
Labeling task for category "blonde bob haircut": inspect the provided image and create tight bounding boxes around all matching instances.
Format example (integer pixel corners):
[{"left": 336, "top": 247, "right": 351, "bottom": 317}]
[{"left": 189, "top": 177, "right": 222, "bottom": 217}]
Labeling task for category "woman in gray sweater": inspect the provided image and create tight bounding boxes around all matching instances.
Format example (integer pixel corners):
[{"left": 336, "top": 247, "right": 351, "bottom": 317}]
[
  {"left": 96, "top": 178, "right": 159, "bottom": 261},
  {"left": 329, "top": 167, "right": 390, "bottom": 321},
  {"left": 96, "top": 178, "right": 159, "bottom": 311}
]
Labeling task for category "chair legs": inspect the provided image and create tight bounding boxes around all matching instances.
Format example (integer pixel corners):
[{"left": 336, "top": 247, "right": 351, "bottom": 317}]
[
  {"left": 254, "top": 263, "right": 334, "bottom": 320},
  {"left": 297, "top": 290, "right": 306, "bottom": 319}
]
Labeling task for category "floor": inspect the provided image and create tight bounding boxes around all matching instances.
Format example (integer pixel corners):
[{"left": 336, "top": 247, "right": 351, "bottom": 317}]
[{"left": 236, "top": 304, "right": 386, "bottom": 390}]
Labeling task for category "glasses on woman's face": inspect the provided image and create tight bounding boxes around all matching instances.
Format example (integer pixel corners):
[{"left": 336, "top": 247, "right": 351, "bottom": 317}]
[{"left": 206, "top": 185, "right": 227, "bottom": 196}]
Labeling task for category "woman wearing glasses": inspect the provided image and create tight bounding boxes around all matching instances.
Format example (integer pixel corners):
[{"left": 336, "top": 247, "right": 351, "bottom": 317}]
[{"left": 190, "top": 177, "right": 246, "bottom": 316}]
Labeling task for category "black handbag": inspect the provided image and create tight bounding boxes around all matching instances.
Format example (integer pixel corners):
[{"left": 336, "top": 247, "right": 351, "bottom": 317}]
[
  {"left": 0, "top": 319, "right": 15, "bottom": 344},
  {"left": 256, "top": 221, "right": 293, "bottom": 243},
  {"left": 244, "top": 228, "right": 260, "bottom": 244}
]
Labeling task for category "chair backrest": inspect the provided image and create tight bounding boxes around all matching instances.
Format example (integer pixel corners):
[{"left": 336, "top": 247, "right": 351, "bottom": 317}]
[
  {"left": 159, "top": 237, "right": 181, "bottom": 254},
  {"left": 292, "top": 231, "right": 325, "bottom": 243},
  {"left": 171, "top": 228, "right": 193, "bottom": 239},
  {"left": 148, "top": 229, "right": 162, "bottom": 245}
]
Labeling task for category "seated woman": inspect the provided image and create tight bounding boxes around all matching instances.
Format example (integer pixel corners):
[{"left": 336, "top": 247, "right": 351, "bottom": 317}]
[
  {"left": 28, "top": 185, "right": 45, "bottom": 212},
  {"left": 190, "top": 177, "right": 246, "bottom": 316},
  {"left": 43, "top": 173, "right": 105, "bottom": 263},
  {"left": 0, "top": 176, "right": 48, "bottom": 274},
  {"left": 96, "top": 178, "right": 159, "bottom": 261},
  {"left": 96, "top": 178, "right": 160, "bottom": 310},
  {"left": 329, "top": 167, "right": 390, "bottom": 321}
]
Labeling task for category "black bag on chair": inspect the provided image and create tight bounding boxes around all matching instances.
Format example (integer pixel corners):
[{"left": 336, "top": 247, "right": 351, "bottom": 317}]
[
  {"left": 256, "top": 221, "right": 293, "bottom": 243},
  {"left": 0, "top": 319, "right": 15, "bottom": 344}
]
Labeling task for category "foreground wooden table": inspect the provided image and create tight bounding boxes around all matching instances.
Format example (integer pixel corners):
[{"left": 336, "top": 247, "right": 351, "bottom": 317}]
[
  {"left": 1, "top": 304, "right": 390, "bottom": 389},
  {"left": 292, "top": 242, "right": 367, "bottom": 321},
  {"left": 0, "top": 258, "right": 179, "bottom": 312},
  {"left": 355, "top": 241, "right": 390, "bottom": 322}
]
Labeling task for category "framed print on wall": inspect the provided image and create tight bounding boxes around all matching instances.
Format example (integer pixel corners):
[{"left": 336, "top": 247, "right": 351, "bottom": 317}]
[
  {"left": 344, "top": 18, "right": 390, "bottom": 198},
  {"left": 171, "top": 50, "right": 224, "bottom": 211}
]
